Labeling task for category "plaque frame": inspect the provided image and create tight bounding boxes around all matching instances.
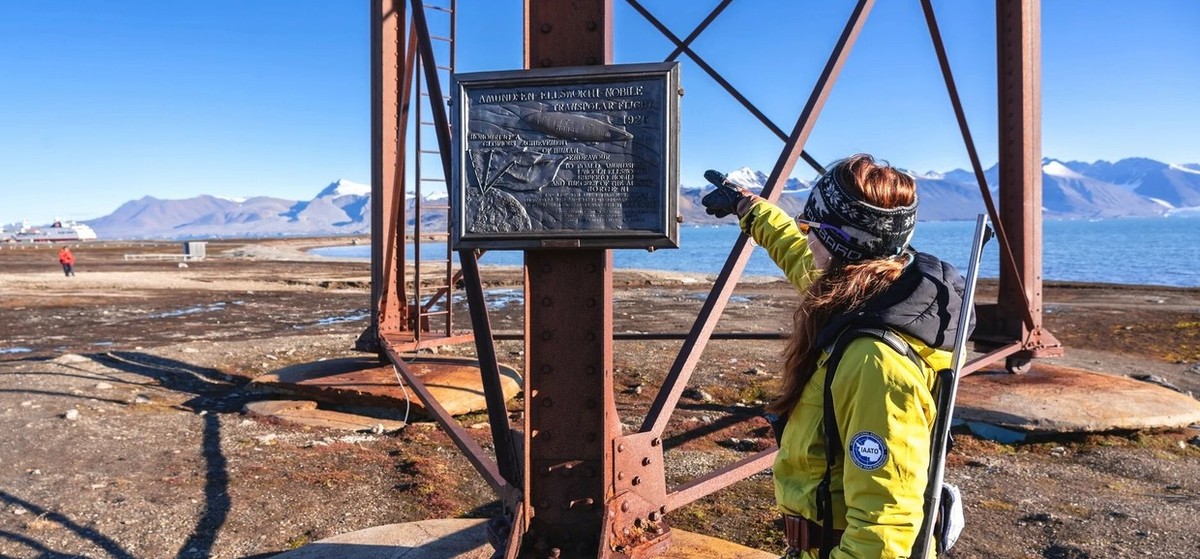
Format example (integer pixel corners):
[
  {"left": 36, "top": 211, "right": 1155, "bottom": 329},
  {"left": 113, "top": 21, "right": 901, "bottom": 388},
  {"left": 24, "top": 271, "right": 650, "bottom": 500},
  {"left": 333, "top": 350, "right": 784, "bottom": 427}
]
[{"left": 450, "top": 62, "right": 680, "bottom": 250}]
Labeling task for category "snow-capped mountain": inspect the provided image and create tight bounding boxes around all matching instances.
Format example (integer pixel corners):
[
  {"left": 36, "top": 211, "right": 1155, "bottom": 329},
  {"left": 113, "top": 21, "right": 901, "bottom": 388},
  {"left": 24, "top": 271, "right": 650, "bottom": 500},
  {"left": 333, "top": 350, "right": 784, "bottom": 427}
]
[
  {"left": 84, "top": 158, "right": 1200, "bottom": 239},
  {"left": 683, "top": 157, "right": 1200, "bottom": 223},
  {"left": 86, "top": 179, "right": 382, "bottom": 239}
]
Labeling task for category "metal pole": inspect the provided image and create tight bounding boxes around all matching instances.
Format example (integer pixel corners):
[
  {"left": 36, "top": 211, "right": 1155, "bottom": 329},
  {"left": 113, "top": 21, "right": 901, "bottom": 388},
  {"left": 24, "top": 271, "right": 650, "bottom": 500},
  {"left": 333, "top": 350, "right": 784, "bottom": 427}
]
[
  {"left": 359, "top": 0, "right": 408, "bottom": 353},
  {"left": 992, "top": 0, "right": 1061, "bottom": 371}
]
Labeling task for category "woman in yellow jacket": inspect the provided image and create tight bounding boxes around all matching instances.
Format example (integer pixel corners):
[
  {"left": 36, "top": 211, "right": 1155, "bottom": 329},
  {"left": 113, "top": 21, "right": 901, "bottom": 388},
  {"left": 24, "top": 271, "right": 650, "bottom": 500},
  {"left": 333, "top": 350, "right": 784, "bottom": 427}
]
[{"left": 702, "top": 154, "right": 967, "bottom": 559}]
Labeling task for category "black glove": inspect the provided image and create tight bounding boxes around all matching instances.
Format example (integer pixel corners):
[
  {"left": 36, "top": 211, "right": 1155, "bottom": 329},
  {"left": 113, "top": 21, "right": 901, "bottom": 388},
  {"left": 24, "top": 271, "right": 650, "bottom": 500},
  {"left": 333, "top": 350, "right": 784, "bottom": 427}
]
[{"left": 701, "top": 169, "right": 750, "bottom": 218}]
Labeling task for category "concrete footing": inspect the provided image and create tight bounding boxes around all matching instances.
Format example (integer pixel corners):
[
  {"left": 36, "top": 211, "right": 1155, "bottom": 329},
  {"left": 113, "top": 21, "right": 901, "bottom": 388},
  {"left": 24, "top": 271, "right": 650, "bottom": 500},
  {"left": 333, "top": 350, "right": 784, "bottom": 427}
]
[
  {"left": 956, "top": 362, "right": 1200, "bottom": 439},
  {"left": 269, "top": 518, "right": 776, "bottom": 559}
]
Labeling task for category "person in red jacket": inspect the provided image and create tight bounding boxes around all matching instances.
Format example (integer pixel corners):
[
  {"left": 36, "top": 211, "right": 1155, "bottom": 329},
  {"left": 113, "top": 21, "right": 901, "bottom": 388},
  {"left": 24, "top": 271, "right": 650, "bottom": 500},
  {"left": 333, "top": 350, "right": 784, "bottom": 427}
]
[{"left": 58, "top": 247, "right": 76, "bottom": 277}]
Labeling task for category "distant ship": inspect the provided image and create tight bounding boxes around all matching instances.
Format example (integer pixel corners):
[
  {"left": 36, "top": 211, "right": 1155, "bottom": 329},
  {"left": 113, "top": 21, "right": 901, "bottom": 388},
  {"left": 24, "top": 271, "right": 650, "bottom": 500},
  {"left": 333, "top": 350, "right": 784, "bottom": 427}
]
[{"left": 2, "top": 219, "right": 98, "bottom": 242}]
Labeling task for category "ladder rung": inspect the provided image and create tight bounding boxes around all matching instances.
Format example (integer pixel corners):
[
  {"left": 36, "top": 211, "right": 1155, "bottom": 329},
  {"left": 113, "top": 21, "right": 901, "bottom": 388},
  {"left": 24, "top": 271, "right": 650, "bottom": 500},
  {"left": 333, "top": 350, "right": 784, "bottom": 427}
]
[
  {"left": 431, "top": 36, "right": 453, "bottom": 43},
  {"left": 419, "top": 177, "right": 446, "bottom": 182},
  {"left": 420, "top": 310, "right": 451, "bottom": 317},
  {"left": 425, "top": 5, "right": 453, "bottom": 13},
  {"left": 419, "top": 92, "right": 451, "bottom": 100},
  {"left": 419, "top": 120, "right": 436, "bottom": 125},
  {"left": 436, "top": 65, "right": 452, "bottom": 71},
  {"left": 419, "top": 149, "right": 443, "bottom": 154},
  {"left": 418, "top": 204, "right": 451, "bottom": 210}
]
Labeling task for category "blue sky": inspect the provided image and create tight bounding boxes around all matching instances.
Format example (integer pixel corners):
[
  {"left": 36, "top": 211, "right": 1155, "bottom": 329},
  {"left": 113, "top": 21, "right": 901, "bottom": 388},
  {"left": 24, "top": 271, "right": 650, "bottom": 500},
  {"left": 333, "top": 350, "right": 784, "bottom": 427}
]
[{"left": 1, "top": 1, "right": 1196, "bottom": 224}]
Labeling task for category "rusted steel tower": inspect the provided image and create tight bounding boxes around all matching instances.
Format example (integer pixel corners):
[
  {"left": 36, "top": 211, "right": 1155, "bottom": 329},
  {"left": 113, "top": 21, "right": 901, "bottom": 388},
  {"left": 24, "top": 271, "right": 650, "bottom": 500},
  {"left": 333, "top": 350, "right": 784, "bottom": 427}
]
[{"left": 361, "top": 0, "right": 1058, "bottom": 556}]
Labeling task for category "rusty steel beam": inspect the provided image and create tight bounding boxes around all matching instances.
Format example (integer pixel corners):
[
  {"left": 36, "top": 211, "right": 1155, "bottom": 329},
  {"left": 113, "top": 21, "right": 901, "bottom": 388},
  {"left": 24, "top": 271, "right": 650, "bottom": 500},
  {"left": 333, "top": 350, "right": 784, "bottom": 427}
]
[
  {"left": 460, "top": 252, "right": 522, "bottom": 486},
  {"left": 523, "top": 250, "right": 626, "bottom": 556},
  {"left": 919, "top": 0, "right": 1034, "bottom": 331},
  {"left": 519, "top": 2, "right": 646, "bottom": 557},
  {"left": 663, "top": 0, "right": 733, "bottom": 62},
  {"left": 961, "top": 341, "right": 1024, "bottom": 377},
  {"left": 666, "top": 448, "right": 776, "bottom": 512},
  {"left": 626, "top": 0, "right": 825, "bottom": 176},
  {"left": 986, "top": 0, "right": 1062, "bottom": 371},
  {"left": 359, "top": 0, "right": 409, "bottom": 353},
  {"left": 380, "top": 336, "right": 511, "bottom": 495},
  {"left": 409, "top": 0, "right": 522, "bottom": 488},
  {"left": 642, "top": 0, "right": 877, "bottom": 439}
]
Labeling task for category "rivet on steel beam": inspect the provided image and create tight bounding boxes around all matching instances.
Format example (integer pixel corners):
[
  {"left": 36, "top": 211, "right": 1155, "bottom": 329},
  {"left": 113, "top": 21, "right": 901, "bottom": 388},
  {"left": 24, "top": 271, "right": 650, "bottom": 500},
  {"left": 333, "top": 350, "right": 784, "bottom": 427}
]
[
  {"left": 540, "top": 23, "right": 553, "bottom": 33},
  {"left": 617, "top": 471, "right": 625, "bottom": 480},
  {"left": 651, "top": 437, "right": 661, "bottom": 447},
  {"left": 542, "top": 331, "right": 553, "bottom": 340},
  {"left": 617, "top": 443, "right": 625, "bottom": 453},
  {"left": 586, "top": 365, "right": 596, "bottom": 375},
  {"left": 649, "top": 511, "right": 661, "bottom": 522},
  {"left": 587, "top": 298, "right": 597, "bottom": 307},
  {"left": 641, "top": 457, "right": 651, "bottom": 466},
  {"left": 542, "top": 264, "right": 552, "bottom": 273},
  {"left": 586, "top": 264, "right": 596, "bottom": 273},
  {"left": 539, "top": 500, "right": 551, "bottom": 509},
  {"left": 542, "top": 398, "right": 553, "bottom": 408},
  {"left": 660, "top": 505, "right": 667, "bottom": 515},
  {"left": 541, "top": 58, "right": 553, "bottom": 67},
  {"left": 550, "top": 549, "right": 561, "bottom": 559},
  {"left": 587, "top": 21, "right": 597, "bottom": 31},
  {"left": 678, "top": 88, "right": 685, "bottom": 96},
  {"left": 632, "top": 476, "right": 641, "bottom": 486},
  {"left": 542, "top": 297, "right": 553, "bottom": 307},
  {"left": 586, "top": 56, "right": 597, "bottom": 65},
  {"left": 621, "top": 501, "right": 629, "bottom": 512},
  {"left": 586, "top": 432, "right": 597, "bottom": 442},
  {"left": 542, "top": 364, "right": 553, "bottom": 374}
]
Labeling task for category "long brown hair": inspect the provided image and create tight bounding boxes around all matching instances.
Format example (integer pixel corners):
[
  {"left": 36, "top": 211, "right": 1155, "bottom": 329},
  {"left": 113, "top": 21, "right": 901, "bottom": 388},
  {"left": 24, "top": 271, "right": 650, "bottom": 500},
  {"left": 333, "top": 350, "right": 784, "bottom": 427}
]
[{"left": 767, "top": 154, "right": 917, "bottom": 416}]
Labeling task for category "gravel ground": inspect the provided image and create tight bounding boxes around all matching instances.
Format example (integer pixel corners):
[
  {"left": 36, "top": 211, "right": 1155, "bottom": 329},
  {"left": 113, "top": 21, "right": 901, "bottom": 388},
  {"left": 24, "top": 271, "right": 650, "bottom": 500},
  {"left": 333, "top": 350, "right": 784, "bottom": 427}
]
[{"left": 1, "top": 239, "right": 1198, "bottom": 558}]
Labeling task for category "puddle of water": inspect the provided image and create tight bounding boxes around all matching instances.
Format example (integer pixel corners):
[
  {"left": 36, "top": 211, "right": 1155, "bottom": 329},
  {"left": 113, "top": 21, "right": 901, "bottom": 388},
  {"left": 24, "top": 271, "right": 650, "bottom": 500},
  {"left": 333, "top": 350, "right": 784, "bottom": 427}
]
[
  {"left": 313, "top": 313, "right": 370, "bottom": 326},
  {"left": 0, "top": 347, "right": 33, "bottom": 354},
  {"left": 294, "top": 311, "right": 371, "bottom": 329},
  {"left": 296, "top": 288, "right": 529, "bottom": 329},
  {"left": 147, "top": 302, "right": 228, "bottom": 319},
  {"left": 687, "top": 293, "right": 752, "bottom": 304}
]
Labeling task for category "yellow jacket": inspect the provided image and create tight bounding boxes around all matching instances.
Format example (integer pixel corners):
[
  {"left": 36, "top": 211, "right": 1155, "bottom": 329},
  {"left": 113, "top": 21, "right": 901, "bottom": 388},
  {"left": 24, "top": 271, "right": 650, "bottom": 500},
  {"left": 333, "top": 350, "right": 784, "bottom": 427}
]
[{"left": 740, "top": 200, "right": 956, "bottom": 559}]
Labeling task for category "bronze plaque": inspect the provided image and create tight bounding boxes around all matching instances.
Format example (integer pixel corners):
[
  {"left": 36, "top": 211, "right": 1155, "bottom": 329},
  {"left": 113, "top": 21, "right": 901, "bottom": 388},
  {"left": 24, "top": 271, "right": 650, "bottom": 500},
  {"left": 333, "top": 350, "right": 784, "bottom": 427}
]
[{"left": 451, "top": 62, "right": 680, "bottom": 250}]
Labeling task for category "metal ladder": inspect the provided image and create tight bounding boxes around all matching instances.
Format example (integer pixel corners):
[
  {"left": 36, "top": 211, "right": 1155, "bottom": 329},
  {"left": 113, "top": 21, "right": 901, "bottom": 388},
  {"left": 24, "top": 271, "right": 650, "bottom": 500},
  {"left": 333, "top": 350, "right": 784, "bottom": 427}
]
[{"left": 409, "top": 0, "right": 457, "bottom": 341}]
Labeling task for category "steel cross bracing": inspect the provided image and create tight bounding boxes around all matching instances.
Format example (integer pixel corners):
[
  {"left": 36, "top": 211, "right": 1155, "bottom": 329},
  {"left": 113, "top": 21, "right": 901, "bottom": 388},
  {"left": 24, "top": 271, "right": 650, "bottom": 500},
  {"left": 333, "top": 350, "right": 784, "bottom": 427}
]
[{"left": 366, "top": 0, "right": 1060, "bottom": 556}]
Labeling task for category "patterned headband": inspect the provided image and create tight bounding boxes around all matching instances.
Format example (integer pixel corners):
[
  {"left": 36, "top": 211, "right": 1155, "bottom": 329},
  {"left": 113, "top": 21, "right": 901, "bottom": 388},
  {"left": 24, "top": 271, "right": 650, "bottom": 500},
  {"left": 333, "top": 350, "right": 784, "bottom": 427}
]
[{"left": 800, "top": 170, "right": 917, "bottom": 262}]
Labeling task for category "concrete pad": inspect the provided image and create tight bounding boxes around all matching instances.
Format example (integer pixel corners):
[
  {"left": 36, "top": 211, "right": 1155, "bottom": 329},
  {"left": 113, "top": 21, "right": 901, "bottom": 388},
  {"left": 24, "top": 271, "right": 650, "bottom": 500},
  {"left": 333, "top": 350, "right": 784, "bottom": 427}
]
[
  {"left": 253, "top": 356, "right": 522, "bottom": 417},
  {"left": 957, "top": 362, "right": 1200, "bottom": 433},
  {"left": 270, "top": 518, "right": 492, "bottom": 559},
  {"left": 243, "top": 400, "right": 406, "bottom": 431},
  {"left": 270, "top": 518, "right": 776, "bottom": 559}
]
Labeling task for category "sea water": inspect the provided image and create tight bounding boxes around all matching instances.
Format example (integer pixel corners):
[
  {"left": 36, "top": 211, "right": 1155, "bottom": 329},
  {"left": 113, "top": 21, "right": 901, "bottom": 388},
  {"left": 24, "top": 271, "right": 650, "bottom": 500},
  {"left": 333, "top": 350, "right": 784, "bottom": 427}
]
[{"left": 309, "top": 216, "right": 1200, "bottom": 288}]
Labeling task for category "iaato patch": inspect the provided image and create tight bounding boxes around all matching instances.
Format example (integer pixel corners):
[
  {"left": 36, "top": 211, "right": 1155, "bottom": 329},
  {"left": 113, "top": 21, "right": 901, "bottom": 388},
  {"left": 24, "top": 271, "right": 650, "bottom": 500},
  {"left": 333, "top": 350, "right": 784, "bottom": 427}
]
[{"left": 848, "top": 431, "right": 888, "bottom": 470}]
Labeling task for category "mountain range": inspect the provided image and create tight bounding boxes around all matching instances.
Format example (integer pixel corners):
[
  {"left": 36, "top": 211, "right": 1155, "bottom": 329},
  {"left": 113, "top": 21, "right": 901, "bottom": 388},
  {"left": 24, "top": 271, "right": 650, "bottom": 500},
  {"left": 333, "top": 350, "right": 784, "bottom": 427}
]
[{"left": 83, "top": 157, "right": 1200, "bottom": 240}]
